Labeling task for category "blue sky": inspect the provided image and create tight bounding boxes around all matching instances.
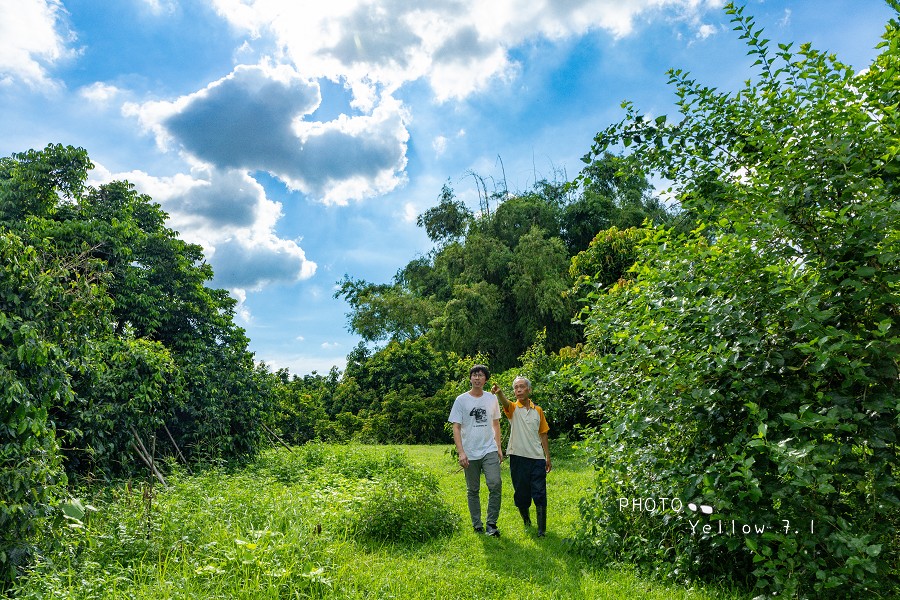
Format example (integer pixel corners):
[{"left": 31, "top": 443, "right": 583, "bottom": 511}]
[{"left": 0, "top": 0, "right": 893, "bottom": 375}]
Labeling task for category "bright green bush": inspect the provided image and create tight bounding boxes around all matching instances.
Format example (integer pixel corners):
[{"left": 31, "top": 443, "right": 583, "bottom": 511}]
[
  {"left": 353, "top": 467, "right": 460, "bottom": 544},
  {"left": 572, "top": 3, "right": 900, "bottom": 597}
]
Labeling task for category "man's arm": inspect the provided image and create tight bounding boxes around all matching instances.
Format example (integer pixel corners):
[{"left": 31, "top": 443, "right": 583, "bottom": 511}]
[
  {"left": 541, "top": 432, "right": 552, "bottom": 473},
  {"left": 491, "top": 383, "right": 512, "bottom": 409},
  {"left": 452, "top": 422, "right": 469, "bottom": 468},
  {"left": 492, "top": 418, "right": 504, "bottom": 462}
]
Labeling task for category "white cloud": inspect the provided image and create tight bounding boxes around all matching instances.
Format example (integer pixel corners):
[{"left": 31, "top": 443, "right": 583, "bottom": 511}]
[
  {"left": 210, "top": 0, "right": 723, "bottom": 104},
  {"left": 0, "top": 0, "right": 73, "bottom": 88},
  {"left": 432, "top": 135, "right": 448, "bottom": 156},
  {"left": 696, "top": 23, "right": 717, "bottom": 40},
  {"left": 402, "top": 202, "right": 418, "bottom": 224},
  {"left": 90, "top": 162, "right": 317, "bottom": 295},
  {"left": 231, "top": 288, "right": 252, "bottom": 323},
  {"left": 126, "top": 61, "right": 410, "bottom": 205},
  {"left": 79, "top": 82, "right": 121, "bottom": 104},
  {"left": 321, "top": 341, "right": 341, "bottom": 350}
]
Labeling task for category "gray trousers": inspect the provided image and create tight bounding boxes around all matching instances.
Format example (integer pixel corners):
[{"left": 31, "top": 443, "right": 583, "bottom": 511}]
[{"left": 464, "top": 451, "right": 502, "bottom": 528}]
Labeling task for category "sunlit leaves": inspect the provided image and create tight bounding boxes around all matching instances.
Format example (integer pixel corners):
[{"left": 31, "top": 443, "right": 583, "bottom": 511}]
[{"left": 574, "top": 3, "right": 900, "bottom": 597}]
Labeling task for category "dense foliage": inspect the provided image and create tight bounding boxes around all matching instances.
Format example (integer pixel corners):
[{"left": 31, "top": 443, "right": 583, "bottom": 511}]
[
  {"left": 269, "top": 339, "right": 475, "bottom": 445},
  {"left": 0, "top": 145, "right": 271, "bottom": 585},
  {"left": 6, "top": 4, "right": 897, "bottom": 597},
  {"left": 0, "top": 232, "right": 104, "bottom": 583},
  {"left": 572, "top": 3, "right": 900, "bottom": 597}
]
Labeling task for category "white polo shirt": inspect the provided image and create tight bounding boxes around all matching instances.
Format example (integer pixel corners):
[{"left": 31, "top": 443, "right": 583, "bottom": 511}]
[{"left": 503, "top": 401, "right": 549, "bottom": 460}]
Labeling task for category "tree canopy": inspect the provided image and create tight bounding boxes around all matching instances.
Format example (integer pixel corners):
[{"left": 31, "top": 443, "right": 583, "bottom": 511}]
[{"left": 338, "top": 156, "right": 674, "bottom": 371}]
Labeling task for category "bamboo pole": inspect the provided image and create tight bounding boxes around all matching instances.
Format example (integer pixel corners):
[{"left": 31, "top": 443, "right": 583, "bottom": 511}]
[
  {"left": 261, "top": 422, "right": 295, "bottom": 454},
  {"left": 162, "top": 423, "right": 192, "bottom": 474},
  {"left": 130, "top": 427, "right": 168, "bottom": 488}
]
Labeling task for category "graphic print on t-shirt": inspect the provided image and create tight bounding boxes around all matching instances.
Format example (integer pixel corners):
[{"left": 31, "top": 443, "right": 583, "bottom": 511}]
[{"left": 469, "top": 406, "right": 488, "bottom": 424}]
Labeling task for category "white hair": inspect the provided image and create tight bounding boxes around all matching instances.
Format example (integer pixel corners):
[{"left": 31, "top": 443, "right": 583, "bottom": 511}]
[{"left": 513, "top": 376, "right": 532, "bottom": 391}]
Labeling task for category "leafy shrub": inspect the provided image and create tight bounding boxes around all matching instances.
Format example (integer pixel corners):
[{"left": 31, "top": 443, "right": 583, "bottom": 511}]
[
  {"left": 353, "top": 467, "right": 459, "bottom": 544},
  {"left": 0, "top": 232, "right": 103, "bottom": 587},
  {"left": 571, "top": 4, "right": 900, "bottom": 597}
]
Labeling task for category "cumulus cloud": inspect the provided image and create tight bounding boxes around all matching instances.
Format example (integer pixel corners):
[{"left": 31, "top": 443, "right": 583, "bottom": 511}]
[
  {"left": 117, "top": 0, "right": 725, "bottom": 216},
  {"left": 210, "top": 235, "right": 316, "bottom": 290},
  {"left": 126, "top": 61, "right": 409, "bottom": 205},
  {"left": 91, "top": 163, "right": 317, "bottom": 294},
  {"left": 211, "top": 0, "right": 723, "bottom": 103},
  {"left": 0, "top": 0, "right": 74, "bottom": 88}
]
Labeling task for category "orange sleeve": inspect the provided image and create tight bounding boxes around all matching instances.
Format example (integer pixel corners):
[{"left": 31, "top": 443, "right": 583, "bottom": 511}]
[{"left": 503, "top": 403, "right": 515, "bottom": 419}]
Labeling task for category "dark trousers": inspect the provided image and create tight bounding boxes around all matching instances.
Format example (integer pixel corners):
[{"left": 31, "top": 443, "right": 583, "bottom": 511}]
[{"left": 509, "top": 455, "right": 547, "bottom": 509}]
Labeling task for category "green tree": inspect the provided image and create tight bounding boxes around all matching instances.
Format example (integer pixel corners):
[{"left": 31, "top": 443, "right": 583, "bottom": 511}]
[
  {"left": 567, "top": 226, "right": 649, "bottom": 314},
  {"left": 271, "top": 368, "right": 333, "bottom": 444},
  {"left": 3, "top": 144, "right": 272, "bottom": 469},
  {"left": 507, "top": 226, "right": 577, "bottom": 349},
  {"left": 335, "top": 276, "right": 438, "bottom": 342},
  {"left": 340, "top": 165, "right": 671, "bottom": 372},
  {"left": 487, "top": 187, "right": 562, "bottom": 249},
  {"left": 0, "top": 144, "right": 92, "bottom": 224},
  {"left": 60, "top": 337, "right": 183, "bottom": 476},
  {"left": 573, "top": 3, "right": 900, "bottom": 597},
  {"left": 562, "top": 152, "right": 674, "bottom": 253},
  {"left": 416, "top": 181, "right": 473, "bottom": 245}
]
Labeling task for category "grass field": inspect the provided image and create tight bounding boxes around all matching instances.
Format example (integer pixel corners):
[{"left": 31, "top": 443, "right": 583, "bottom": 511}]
[{"left": 9, "top": 443, "right": 748, "bottom": 599}]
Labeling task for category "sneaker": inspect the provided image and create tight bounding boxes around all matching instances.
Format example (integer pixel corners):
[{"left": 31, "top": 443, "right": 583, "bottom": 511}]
[
  {"left": 485, "top": 524, "right": 501, "bottom": 537},
  {"left": 473, "top": 526, "right": 484, "bottom": 534}
]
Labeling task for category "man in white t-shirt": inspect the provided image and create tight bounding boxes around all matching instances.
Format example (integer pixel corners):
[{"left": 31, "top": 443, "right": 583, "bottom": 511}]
[{"left": 449, "top": 364, "right": 504, "bottom": 537}]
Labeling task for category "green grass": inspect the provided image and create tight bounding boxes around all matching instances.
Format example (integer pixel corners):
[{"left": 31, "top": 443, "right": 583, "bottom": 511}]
[{"left": 9, "top": 444, "right": 748, "bottom": 599}]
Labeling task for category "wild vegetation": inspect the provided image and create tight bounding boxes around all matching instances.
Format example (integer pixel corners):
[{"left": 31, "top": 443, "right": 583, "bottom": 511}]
[
  {"left": 570, "top": 3, "right": 900, "bottom": 596},
  {"left": 0, "top": 144, "right": 273, "bottom": 584},
  {"left": 7, "top": 444, "right": 746, "bottom": 599},
  {"left": 2, "top": 2, "right": 898, "bottom": 598}
]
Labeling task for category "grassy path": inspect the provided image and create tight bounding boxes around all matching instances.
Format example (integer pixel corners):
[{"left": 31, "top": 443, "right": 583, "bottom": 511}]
[
  {"left": 10, "top": 443, "right": 747, "bottom": 599},
  {"left": 328, "top": 444, "right": 742, "bottom": 599}
]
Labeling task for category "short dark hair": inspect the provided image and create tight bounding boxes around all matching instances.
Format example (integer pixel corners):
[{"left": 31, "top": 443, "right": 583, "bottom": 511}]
[{"left": 469, "top": 364, "right": 490, "bottom": 380}]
